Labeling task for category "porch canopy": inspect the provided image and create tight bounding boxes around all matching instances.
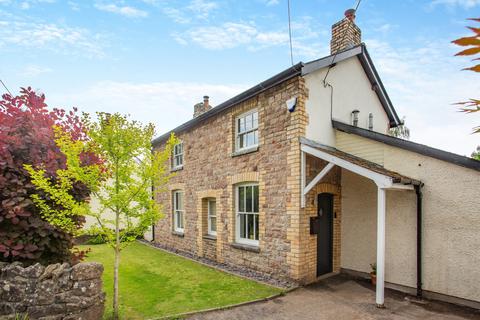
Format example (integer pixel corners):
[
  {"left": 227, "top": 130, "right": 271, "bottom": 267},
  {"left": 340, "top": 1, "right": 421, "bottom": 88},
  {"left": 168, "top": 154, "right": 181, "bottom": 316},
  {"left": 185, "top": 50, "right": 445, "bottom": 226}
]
[{"left": 299, "top": 137, "right": 421, "bottom": 307}]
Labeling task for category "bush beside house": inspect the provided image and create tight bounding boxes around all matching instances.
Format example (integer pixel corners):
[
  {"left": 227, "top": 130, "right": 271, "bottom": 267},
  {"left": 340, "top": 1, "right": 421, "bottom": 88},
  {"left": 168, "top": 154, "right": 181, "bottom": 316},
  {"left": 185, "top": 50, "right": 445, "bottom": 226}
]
[{"left": 0, "top": 89, "right": 106, "bottom": 319}]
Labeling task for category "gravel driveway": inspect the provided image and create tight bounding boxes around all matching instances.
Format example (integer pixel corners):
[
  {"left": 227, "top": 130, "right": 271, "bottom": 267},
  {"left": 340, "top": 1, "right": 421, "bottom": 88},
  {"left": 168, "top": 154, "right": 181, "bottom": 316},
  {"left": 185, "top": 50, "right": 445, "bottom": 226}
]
[{"left": 189, "top": 275, "right": 480, "bottom": 320}]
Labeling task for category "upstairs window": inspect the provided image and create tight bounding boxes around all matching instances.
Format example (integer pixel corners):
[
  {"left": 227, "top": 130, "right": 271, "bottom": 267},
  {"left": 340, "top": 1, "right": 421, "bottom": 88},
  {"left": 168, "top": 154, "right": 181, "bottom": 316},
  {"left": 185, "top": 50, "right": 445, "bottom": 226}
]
[
  {"left": 172, "top": 142, "right": 183, "bottom": 169},
  {"left": 236, "top": 110, "right": 258, "bottom": 151},
  {"left": 173, "top": 190, "right": 184, "bottom": 233},
  {"left": 236, "top": 184, "right": 259, "bottom": 246},
  {"left": 207, "top": 199, "right": 217, "bottom": 236}
]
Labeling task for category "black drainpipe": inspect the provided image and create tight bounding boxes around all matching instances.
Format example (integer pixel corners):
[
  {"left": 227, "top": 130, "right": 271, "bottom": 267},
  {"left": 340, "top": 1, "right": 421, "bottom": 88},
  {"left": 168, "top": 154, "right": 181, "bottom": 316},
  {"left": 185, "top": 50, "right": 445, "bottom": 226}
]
[{"left": 415, "top": 183, "right": 424, "bottom": 298}]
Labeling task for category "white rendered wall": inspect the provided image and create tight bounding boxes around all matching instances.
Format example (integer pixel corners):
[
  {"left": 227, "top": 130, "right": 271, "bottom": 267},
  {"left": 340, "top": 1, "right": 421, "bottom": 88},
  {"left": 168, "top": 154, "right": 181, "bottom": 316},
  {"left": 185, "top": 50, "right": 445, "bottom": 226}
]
[
  {"left": 339, "top": 132, "right": 480, "bottom": 303},
  {"left": 304, "top": 57, "right": 390, "bottom": 147}
]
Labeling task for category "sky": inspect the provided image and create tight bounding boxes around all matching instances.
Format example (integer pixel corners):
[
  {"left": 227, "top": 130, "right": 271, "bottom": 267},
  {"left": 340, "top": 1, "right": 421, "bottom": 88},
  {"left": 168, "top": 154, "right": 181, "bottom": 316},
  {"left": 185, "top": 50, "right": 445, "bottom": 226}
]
[{"left": 0, "top": 0, "right": 479, "bottom": 156}]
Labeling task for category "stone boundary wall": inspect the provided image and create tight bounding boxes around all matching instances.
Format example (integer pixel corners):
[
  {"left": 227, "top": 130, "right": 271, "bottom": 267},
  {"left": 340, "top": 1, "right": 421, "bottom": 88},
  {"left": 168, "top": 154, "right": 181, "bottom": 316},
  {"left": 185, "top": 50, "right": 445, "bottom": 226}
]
[{"left": 0, "top": 261, "right": 105, "bottom": 320}]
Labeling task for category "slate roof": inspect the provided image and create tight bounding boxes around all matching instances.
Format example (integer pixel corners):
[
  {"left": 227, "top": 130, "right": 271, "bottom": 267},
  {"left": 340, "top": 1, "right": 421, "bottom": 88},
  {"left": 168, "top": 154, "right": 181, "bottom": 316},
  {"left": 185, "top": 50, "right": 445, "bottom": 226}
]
[
  {"left": 332, "top": 120, "right": 480, "bottom": 172},
  {"left": 300, "top": 136, "right": 422, "bottom": 185}
]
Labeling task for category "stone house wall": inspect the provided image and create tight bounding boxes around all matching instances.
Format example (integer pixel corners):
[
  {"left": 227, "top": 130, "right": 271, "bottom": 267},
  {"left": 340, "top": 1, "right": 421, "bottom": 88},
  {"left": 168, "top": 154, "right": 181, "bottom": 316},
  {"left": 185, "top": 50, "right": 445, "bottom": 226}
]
[
  {"left": 153, "top": 76, "right": 308, "bottom": 281},
  {"left": 0, "top": 261, "right": 105, "bottom": 320}
]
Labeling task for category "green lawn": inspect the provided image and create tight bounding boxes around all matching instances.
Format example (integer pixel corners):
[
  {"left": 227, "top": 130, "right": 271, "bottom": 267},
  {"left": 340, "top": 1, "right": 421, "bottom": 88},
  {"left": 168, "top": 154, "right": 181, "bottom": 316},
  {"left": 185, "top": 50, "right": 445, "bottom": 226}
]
[{"left": 80, "top": 242, "right": 281, "bottom": 319}]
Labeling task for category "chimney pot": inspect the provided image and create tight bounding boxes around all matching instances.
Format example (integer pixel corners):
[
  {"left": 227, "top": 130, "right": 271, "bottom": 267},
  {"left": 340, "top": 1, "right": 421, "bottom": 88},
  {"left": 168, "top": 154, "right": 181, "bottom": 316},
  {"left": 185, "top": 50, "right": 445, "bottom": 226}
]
[
  {"left": 193, "top": 95, "right": 212, "bottom": 118},
  {"left": 203, "top": 95, "right": 209, "bottom": 109},
  {"left": 344, "top": 8, "right": 356, "bottom": 22}
]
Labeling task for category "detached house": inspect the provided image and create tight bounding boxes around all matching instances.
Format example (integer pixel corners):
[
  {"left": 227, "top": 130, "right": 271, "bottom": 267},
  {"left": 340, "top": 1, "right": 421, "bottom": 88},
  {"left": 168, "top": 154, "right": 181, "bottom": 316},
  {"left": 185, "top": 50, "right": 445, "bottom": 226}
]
[{"left": 152, "top": 10, "right": 480, "bottom": 309}]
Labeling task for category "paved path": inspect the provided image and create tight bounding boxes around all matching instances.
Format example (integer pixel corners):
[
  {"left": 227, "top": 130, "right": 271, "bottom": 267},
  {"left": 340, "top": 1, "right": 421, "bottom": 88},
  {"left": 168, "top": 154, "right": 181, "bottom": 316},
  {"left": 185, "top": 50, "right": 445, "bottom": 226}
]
[{"left": 189, "top": 275, "right": 480, "bottom": 320}]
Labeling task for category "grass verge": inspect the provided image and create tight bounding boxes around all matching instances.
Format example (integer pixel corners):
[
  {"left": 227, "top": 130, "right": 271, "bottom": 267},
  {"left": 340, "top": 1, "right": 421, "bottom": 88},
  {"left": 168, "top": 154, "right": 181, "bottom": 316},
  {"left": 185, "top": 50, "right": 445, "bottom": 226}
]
[{"left": 79, "top": 242, "right": 282, "bottom": 319}]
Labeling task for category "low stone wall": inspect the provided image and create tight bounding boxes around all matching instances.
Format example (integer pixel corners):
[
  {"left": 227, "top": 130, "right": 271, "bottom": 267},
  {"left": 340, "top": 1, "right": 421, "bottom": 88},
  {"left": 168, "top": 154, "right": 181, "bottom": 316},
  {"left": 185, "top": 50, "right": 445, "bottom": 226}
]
[{"left": 0, "top": 261, "right": 105, "bottom": 320}]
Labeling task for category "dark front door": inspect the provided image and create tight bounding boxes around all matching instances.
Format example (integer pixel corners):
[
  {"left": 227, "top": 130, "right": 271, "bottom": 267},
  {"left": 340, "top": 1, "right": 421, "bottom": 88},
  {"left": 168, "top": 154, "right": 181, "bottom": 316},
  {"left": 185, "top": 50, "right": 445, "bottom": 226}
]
[{"left": 317, "top": 193, "right": 334, "bottom": 277}]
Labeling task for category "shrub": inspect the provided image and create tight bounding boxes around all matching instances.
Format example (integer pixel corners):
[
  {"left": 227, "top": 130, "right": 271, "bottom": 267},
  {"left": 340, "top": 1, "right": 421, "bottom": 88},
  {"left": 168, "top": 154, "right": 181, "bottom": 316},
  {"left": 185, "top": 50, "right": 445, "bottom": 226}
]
[
  {"left": 85, "top": 234, "right": 107, "bottom": 245},
  {"left": 0, "top": 87, "right": 100, "bottom": 265}
]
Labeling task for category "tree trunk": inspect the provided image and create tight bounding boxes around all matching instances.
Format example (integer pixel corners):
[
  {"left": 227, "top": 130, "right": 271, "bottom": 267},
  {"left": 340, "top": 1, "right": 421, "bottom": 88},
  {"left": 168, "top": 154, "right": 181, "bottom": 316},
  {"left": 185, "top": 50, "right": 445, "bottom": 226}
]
[
  {"left": 113, "top": 211, "right": 120, "bottom": 319},
  {"left": 113, "top": 158, "right": 121, "bottom": 320}
]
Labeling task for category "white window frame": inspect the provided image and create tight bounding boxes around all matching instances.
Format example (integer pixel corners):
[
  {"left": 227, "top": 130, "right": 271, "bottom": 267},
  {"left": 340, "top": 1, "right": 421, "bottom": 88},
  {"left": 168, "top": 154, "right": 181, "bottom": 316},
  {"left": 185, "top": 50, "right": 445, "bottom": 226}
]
[
  {"left": 207, "top": 199, "right": 217, "bottom": 236},
  {"left": 235, "top": 109, "right": 259, "bottom": 152},
  {"left": 235, "top": 183, "right": 259, "bottom": 246},
  {"left": 173, "top": 190, "right": 184, "bottom": 233},
  {"left": 172, "top": 142, "right": 184, "bottom": 169}
]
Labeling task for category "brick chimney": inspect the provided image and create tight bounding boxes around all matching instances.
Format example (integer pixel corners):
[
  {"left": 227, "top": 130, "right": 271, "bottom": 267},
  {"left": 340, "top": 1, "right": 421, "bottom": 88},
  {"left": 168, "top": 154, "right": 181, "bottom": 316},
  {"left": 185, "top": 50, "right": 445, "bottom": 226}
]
[
  {"left": 193, "top": 95, "right": 212, "bottom": 118},
  {"left": 330, "top": 8, "right": 361, "bottom": 55}
]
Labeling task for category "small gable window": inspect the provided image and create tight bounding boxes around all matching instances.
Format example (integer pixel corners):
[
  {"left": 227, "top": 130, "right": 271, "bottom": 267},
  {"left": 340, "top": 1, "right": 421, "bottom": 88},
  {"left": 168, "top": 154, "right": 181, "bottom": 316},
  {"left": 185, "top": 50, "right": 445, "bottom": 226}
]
[
  {"left": 236, "top": 110, "right": 258, "bottom": 152},
  {"left": 172, "top": 142, "right": 183, "bottom": 169}
]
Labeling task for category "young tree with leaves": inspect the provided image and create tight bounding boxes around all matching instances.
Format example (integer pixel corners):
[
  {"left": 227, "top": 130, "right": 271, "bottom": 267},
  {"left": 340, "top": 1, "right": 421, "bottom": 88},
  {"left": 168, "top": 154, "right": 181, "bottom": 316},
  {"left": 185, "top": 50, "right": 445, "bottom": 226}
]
[
  {"left": 27, "top": 112, "right": 176, "bottom": 320},
  {"left": 452, "top": 18, "right": 480, "bottom": 133},
  {"left": 84, "top": 113, "right": 176, "bottom": 319},
  {"left": 472, "top": 146, "right": 480, "bottom": 160},
  {"left": 388, "top": 117, "right": 410, "bottom": 140}
]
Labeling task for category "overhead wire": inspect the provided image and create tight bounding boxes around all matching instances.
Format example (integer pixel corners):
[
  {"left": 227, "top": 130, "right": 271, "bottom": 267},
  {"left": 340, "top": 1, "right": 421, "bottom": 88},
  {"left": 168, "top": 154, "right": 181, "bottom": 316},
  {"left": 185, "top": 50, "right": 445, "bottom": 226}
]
[
  {"left": 287, "top": 0, "right": 294, "bottom": 66},
  {"left": 0, "top": 78, "right": 12, "bottom": 96}
]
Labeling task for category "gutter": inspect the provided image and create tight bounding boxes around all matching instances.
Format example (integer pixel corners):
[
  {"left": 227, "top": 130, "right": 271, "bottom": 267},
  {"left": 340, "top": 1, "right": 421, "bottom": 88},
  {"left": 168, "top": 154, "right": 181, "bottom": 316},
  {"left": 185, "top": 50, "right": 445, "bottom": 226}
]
[
  {"left": 332, "top": 120, "right": 480, "bottom": 172},
  {"left": 415, "top": 183, "right": 424, "bottom": 298}
]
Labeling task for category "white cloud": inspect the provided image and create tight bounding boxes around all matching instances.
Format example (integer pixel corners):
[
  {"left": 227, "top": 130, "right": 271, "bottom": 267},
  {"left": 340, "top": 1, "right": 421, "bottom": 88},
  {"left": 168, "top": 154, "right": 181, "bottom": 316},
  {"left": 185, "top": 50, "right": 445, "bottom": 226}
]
[
  {"left": 21, "top": 65, "right": 52, "bottom": 77},
  {"left": 0, "top": 19, "right": 106, "bottom": 58},
  {"left": 94, "top": 3, "right": 148, "bottom": 18},
  {"left": 173, "top": 16, "right": 329, "bottom": 60},
  {"left": 176, "top": 22, "right": 257, "bottom": 49},
  {"left": 49, "top": 81, "right": 248, "bottom": 135},
  {"left": 162, "top": 0, "right": 217, "bottom": 24},
  {"left": 163, "top": 7, "right": 190, "bottom": 24},
  {"left": 140, "top": 0, "right": 161, "bottom": 4},
  {"left": 0, "top": 0, "right": 55, "bottom": 9},
  {"left": 430, "top": 0, "right": 480, "bottom": 8},
  {"left": 255, "top": 31, "right": 288, "bottom": 45},
  {"left": 265, "top": 0, "right": 279, "bottom": 6},
  {"left": 68, "top": 1, "right": 80, "bottom": 11},
  {"left": 187, "top": 0, "right": 217, "bottom": 19},
  {"left": 374, "top": 23, "right": 396, "bottom": 34}
]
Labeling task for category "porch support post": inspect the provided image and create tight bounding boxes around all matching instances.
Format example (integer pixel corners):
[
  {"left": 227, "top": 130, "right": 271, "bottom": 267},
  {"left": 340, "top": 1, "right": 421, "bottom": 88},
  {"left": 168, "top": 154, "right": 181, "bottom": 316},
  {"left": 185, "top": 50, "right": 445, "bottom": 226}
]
[
  {"left": 301, "top": 151, "right": 306, "bottom": 208},
  {"left": 376, "top": 187, "right": 386, "bottom": 308}
]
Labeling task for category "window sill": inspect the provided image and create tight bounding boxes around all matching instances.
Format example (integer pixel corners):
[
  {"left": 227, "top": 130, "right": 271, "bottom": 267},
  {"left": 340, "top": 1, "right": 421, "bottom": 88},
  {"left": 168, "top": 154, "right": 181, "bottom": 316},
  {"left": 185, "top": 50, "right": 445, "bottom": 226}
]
[
  {"left": 171, "top": 165, "right": 184, "bottom": 172},
  {"left": 203, "top": 234, "right": 217, "bottom": 241},
  {"left": 231, "top": 146, "right": 259, "bottom": 158},
  {"left": 231, "top": 242, "right": 260, "bottom": 253},
  {"left": 172, "top": 231, "right": 185, "bottom": 237}
]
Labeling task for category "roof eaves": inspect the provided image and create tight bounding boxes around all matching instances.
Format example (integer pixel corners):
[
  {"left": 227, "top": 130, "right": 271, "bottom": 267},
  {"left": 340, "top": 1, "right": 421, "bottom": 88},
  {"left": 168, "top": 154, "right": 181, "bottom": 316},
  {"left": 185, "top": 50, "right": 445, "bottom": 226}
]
[
  {"left": 358, "top": 45, "right": 402, "bottom": 127},
  {"left": 299, "top": 136, "right": 420, "bottom": 185},
  {"left": 332, "top": 120, "right": 480, "bottom": 172},
  {"left": 152, "top": 62, "right": 304, "bottom": 146}
]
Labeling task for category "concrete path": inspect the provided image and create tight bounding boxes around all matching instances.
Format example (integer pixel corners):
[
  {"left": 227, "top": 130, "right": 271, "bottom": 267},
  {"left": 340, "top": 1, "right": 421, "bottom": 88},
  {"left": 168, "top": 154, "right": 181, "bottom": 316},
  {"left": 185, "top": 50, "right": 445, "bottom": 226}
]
[{"left": 189, "top": 275, "right": 480, "bottom": 320}]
